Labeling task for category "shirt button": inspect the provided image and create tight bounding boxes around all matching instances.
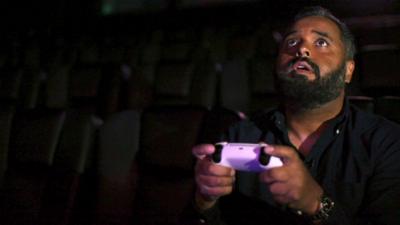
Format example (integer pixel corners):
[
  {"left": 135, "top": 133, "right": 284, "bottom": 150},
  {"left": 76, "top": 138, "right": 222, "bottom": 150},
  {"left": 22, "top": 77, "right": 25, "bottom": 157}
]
[
  {"left": 199, "top": 218, "right": 206, "bottom": 224},
  {"left": 336, "top": 129, "right": 340, "bottom": 134}
]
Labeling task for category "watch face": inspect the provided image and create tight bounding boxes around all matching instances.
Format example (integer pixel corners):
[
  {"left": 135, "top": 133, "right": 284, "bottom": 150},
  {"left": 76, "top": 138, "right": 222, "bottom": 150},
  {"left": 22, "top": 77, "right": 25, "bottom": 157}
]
[{"left": 312, "top": 195, "right": 335, "bottom": 221}]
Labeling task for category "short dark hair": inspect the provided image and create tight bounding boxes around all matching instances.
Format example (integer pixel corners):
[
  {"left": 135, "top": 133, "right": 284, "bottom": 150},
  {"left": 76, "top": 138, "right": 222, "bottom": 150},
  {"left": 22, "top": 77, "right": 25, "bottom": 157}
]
[{"left": 292, "top": 6, "right": 356, "bottom": 60}]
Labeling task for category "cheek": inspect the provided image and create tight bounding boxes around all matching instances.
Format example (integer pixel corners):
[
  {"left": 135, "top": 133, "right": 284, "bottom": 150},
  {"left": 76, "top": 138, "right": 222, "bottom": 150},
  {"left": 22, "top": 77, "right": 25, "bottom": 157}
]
[
  {"left": 315, "top": 55, "right": 341, "bottom": 76},
  {"left": 276, "top": 54, "right": 292, "bottom": 71}
]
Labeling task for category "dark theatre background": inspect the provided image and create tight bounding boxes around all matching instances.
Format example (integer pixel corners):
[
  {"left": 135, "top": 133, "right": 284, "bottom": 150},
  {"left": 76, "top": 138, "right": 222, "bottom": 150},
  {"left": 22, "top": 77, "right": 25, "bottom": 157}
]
[{"left": 0, "top": 0, "right": 399, "bottom": 224}]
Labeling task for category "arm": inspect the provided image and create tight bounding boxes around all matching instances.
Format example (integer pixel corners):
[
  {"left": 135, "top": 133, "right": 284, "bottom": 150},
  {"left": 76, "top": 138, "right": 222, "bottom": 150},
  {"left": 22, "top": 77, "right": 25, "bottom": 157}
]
[
  {"left": 361, "top": 131, "right": 400, "bottom": 225},
  {"left": 185, "top": 144, "right": 235, "bottom": 225},
  {"left": 258, "top": 144, "right": 323, "bottom": 217}
]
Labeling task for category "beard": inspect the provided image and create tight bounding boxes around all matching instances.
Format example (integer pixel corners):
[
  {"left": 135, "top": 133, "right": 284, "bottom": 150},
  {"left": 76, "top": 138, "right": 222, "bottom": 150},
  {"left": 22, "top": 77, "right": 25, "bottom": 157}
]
[{"left": 275, "top": 58, "right": 347, "bottom": 111}]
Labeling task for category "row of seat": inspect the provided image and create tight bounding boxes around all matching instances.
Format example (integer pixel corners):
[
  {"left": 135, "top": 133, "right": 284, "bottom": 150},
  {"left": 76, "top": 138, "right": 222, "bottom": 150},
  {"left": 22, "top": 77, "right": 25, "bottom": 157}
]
[
  {"left": 1, "top": 96, "right": 399, "bottom": 225},
  {"left": 0, "top": 17, "right": 399, "bottom": 225},
  {"left": 1, "top": 51, "right": 400, "bottom": 118},
  {"left": 349, "top": 96, "right": 400, "bottom": 124},
  {"left": 1, "top": 24, "right": 399, "bottom": 67},
  {"left": 0, "top": 103, "right": 244, "bottom": 225},
  {"left": 0, "top": 24, "right": 277, "bottom": 69},
  {"left": 0, "top": 106, "right": 100, "bottom": 225}
]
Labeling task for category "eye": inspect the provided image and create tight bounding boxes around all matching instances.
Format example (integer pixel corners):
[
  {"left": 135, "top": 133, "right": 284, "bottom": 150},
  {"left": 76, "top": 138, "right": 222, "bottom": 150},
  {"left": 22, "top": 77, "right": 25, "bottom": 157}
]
[
  {"left": 315, "top": 38, "right": 329, "bottom": 47},
  {"left": 286, "top": 39, "right": 299, "bottom": 48}
]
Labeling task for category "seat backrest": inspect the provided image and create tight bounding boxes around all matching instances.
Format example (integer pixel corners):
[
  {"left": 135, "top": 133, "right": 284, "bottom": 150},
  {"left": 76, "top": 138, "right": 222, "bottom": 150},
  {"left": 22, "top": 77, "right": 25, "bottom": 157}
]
[
  {"left": 38, "top": 109, "right": 102, "bottom": 225},
  {"left": 348, "top": 96, "right": 375, "bottom": 113},
  {"left": 374, "top": 96, "right": 400, "bottom": 124},
  {"left": 45, "top": 65, "right": 70, "bottom": 109},
  {"left": 200, "top": 107, "right": 245, "bottom": 144},
  {"left": 220, "top": 58, "right": 250, "bottom": 113},
  {"left": 189, "top": 61, "right": 218, "bottom": 108},
  {"left": 248, "top": 57, "right": 278, "bottom": 114},
  {"left": 139, "top": 105, "right": 208, "bottom": 172},
  {"left": 134, "top": 105, "right": 208, "bottom": 225},
  {"left": 0, "top": 67, "right": 23, "bottom": 104},
  {"left": 359, "top": 45, "right": 400, "bottom": 96},
  {"left": 153, "top": 61, "right": 195, "bottom": 106},
  {"left": 68, "top": 63, "right": 104, "bottom": 115},
  {"left": 0, "top": 109, "right": 66, "bottom": 225},
  {"left": 94, "top": 110, "right": 141, "bottom": 225},
  {"left": 0, "top": 106, "right": 15, "bottom": 185}
]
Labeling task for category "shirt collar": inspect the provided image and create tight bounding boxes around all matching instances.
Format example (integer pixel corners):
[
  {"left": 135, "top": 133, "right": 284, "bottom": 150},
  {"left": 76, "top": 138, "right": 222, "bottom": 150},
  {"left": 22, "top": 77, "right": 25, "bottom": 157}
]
[{"left": 269, "top": 98, "right": 350, "bottom": 136}]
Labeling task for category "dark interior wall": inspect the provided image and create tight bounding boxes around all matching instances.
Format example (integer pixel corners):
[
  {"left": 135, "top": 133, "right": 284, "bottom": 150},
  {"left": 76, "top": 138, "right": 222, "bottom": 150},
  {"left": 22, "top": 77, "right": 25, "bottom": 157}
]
[{"left": 3, "top": 0, "right": 400, "bottom": 35}]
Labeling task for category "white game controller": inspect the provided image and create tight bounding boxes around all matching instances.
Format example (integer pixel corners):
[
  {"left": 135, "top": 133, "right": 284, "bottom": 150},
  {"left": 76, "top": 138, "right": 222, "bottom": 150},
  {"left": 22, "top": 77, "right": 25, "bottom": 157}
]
[{"left": 211, "top": 142, "right": 283, "bottom": 172}]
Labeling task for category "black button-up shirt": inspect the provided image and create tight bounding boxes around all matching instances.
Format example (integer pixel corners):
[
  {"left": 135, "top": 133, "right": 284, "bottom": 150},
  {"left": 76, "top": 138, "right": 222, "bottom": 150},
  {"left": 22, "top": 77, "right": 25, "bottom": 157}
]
[{"left": 192, "top": 100, "right": 400, "bottom": 225}]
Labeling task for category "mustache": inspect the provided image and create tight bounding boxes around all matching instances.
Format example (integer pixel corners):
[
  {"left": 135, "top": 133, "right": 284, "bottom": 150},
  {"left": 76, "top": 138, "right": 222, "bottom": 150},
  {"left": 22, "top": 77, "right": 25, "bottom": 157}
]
[{"left": 287, "top": 57, "right": 320, "bottom": 78}]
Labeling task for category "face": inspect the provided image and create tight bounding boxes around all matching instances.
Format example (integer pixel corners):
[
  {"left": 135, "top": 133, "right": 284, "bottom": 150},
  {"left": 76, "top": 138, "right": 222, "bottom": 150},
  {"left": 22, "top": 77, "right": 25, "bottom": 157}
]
[{"left": 275, "top": 16, "right": 354, "bottom": 110}]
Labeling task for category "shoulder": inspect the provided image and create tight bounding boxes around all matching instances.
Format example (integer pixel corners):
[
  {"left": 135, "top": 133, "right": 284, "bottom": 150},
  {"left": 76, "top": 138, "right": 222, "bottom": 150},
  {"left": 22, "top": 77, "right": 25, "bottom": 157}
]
[
  {"left": 349, "top": 105, "right": 400, "bottom": 138},
  {"left": 349, "top": 105, "right": 400, "bottom": 163}
]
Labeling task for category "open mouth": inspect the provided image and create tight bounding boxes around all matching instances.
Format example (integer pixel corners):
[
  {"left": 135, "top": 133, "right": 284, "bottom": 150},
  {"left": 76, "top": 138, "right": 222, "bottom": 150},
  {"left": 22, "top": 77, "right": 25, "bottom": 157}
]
[{"left": 293, "top": 60, "right": 314, "bottom": 73}]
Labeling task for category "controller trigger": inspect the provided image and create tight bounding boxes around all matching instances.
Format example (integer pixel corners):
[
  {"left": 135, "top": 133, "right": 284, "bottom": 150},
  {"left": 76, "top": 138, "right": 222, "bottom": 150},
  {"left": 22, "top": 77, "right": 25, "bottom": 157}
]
[
  {"left": 259, "top": 146, "right": 271, "bottom": 166},
  {"left": 212, "top": 144, "right": 224, "bottom": 163}
]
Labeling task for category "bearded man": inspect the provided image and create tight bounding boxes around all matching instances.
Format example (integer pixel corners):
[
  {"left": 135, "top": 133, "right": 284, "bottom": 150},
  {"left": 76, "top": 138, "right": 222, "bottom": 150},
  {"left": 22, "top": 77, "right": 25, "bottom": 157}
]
[{"left": 186, "top": 6, "right": 400, "bottom": 225}]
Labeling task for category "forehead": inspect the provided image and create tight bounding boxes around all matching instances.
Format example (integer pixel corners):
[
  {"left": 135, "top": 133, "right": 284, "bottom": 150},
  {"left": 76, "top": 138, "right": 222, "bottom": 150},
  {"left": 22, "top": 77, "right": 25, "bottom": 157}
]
[{"left": 287, "top": 16, "right": 343, "bottom": 42}]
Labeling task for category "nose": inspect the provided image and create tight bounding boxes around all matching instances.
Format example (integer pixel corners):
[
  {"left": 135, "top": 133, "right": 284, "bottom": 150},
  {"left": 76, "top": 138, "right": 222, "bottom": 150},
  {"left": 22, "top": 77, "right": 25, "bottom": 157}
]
[
  {"left": 296, "top": 46, "right": 310, "bottom": 58},
  {"left": 296, "top": 45, "right": 310, "bottom": 57}
]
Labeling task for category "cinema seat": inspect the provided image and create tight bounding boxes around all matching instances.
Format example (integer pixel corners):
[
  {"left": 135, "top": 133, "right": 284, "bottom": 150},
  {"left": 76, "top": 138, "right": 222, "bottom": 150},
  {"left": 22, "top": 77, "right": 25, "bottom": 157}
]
[
  {"left": 38, "top": 109, "right": 102, "bottom": 225},
  {"left": 248, "top": 57, "right": 278, "bottom": 114},
  {"left": 199, "top": 107, "right": 245, "bottom": 144},
  {"left": 93, "top": 110, "right": 141, "bottom": 225},
  {"left": 348, "top": 96, "right": 375, "bottom": 113},
  {"left": 133, "top": 105, "right": 208, "bottom": 225},
  {"left": 0, "top": 67, "right": 23, "bottom": 105},
  {"left": 220, "top": 59, "right": 250, "bottom": 113},
  {"left": 374, "top": 96, "right": 400, "bottom": 124},
  {"left": 359, "top": 45, "right": 400, "bottom": 96},
  {"left": 0, "top": 106, "right": 14, "bottom": 185},
  {"left": 0, "top": 109, "right": 66, "bottom": 225}
]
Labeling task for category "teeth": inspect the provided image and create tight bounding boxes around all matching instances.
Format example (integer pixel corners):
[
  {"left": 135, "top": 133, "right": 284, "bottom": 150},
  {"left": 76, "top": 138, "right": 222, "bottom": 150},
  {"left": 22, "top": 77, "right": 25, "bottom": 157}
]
[{"left": 297, "top": 65, "right": 307, "bottom": 69}]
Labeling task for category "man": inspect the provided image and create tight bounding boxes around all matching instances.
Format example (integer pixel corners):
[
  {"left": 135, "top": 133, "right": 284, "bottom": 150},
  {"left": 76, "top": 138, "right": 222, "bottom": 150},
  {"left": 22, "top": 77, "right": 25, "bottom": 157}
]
[{"left": 187, "top": 6, "right": 400, "bottom": 225}]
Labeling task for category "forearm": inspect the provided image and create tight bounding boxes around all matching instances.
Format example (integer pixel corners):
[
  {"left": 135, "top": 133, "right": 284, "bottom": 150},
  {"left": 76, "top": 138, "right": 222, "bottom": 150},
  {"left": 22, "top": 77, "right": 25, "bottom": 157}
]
[
  {"left": 181, "top": 196, "right": 226, "bottom": 225},
  {"left": 195, "top": 190, "right": 218, "bottom": 211}
]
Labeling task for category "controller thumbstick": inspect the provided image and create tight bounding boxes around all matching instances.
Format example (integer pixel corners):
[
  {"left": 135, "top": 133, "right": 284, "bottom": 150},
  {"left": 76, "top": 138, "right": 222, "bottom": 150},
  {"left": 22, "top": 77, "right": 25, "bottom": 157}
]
[
  {"left": 259, "top": 146, "right": 271, "bottom": 166},
  {"left": 212, "top": 144, "right": 223, "bottom": 163}
]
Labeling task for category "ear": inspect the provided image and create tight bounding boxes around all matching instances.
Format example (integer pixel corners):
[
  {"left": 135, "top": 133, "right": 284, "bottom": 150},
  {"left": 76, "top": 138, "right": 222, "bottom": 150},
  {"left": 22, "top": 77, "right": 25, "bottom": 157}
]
[{"left": 345, "top": 60, "right": 355, "bottom": 83}]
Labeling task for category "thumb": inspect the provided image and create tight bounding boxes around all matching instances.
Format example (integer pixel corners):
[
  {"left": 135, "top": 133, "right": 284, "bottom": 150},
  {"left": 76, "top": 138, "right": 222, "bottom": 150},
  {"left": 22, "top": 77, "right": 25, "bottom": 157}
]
[
  {"left": 192, "top": 144, "right": 215, "bottom": 160},
  {"left": 263, "top": 144, "right": 297, "bottom": 163}
]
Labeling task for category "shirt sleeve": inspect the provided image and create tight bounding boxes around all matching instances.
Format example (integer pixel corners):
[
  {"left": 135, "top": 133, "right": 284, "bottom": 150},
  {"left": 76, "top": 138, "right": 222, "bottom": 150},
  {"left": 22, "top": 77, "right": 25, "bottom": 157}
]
[
  {"left": 179, "top": 197, "right": 227, "bottom": 225},
  {"left": 361, "top": 123, "right": 400, "bottom": 225}
]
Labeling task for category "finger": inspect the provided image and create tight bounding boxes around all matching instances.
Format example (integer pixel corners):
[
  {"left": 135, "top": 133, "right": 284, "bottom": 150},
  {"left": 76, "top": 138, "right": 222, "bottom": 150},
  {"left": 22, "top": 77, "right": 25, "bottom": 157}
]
[
  {"left": 264, "top": 144, "right": 298, "bottom": 163},
  {"left": 193, "top": 144, "right": 215, "bottom": 159},
  {"left": 269, "top": 182, "right": 289, "bottom": 196},
  {"left": 196, "top": 160, "right": 235, "bottom": 177},
  {"left": 259, "top": 167, "right": 289, "bottom": 184},
  {"left": 198, "top": 184, "right": 233, "bottom": 198},
  {"left": 197, "top": 174, "right": 235, "bottom": 188}
]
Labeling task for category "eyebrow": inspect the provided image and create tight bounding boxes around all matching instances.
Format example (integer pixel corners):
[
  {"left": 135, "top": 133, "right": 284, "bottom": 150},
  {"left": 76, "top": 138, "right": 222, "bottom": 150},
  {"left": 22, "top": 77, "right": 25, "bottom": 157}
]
[
  {"left": 283, "top": 29, "right": 334, "bottom": 42},
  {"left": 312, "top": 30, "right": 333, "bottom": 41}
]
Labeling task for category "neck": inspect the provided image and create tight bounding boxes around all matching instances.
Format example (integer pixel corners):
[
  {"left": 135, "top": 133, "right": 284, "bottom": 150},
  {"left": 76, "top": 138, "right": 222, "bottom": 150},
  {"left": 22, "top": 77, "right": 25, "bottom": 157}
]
[{"left": 285, "top": 93, "right": 345, "bottom": 155}]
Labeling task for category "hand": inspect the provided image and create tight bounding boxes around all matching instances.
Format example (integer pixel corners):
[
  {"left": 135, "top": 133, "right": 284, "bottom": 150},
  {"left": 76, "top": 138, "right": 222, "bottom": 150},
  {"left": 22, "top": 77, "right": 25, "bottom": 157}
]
[
  {"left": 192, "top": 144, "right": 236, "bottom": 211},
  {"left": 259, "top": 144, "right": 323, "bottom": 215}
]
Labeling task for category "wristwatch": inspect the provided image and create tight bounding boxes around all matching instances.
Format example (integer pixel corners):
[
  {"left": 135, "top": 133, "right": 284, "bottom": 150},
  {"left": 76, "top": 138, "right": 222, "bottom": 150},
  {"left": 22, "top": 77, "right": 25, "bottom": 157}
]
[{"left": 311, "top": 194, "right": 335, "bottom": 221}]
